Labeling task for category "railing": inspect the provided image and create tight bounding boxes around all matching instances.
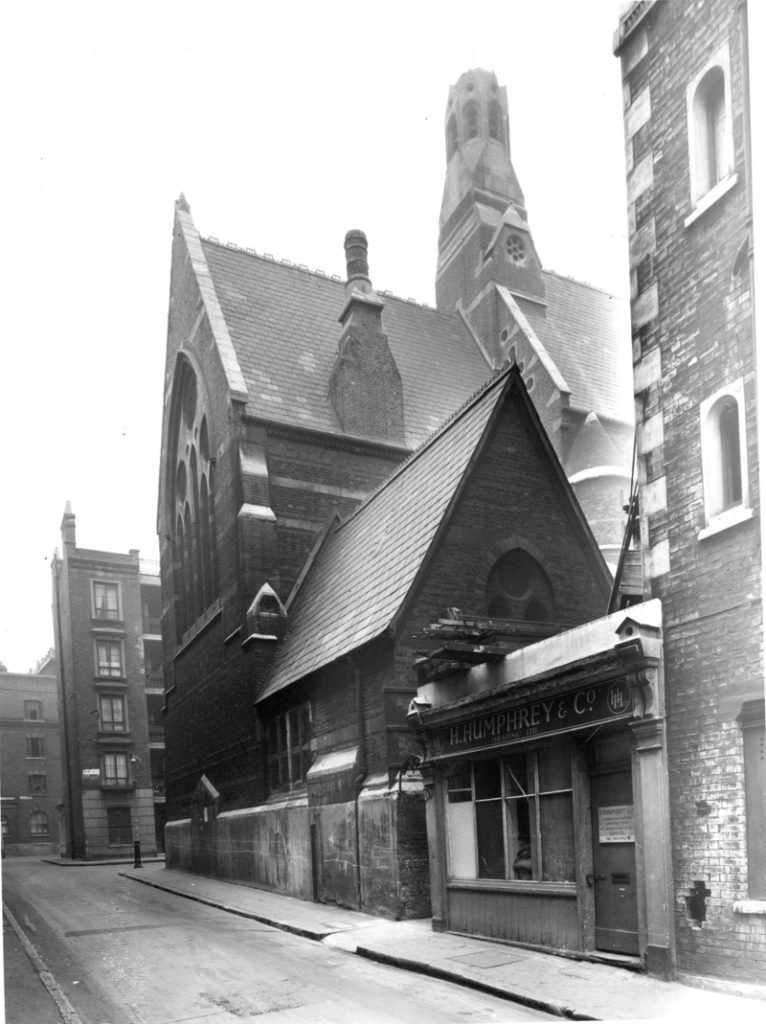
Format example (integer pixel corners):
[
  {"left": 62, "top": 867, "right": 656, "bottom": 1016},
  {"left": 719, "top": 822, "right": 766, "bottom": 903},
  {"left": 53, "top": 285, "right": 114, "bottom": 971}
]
[
  {"left": 148, "top": 725, "right": 165, "bottom": 743},
  {"left": 144, "top": 617, "right": 162, "bottom": 635},
  {"left": 152, "top": 781, "right": 166, "bottom": 797},
  {"left": 145, "top": 668, "right": 164, "bottom": 686}
]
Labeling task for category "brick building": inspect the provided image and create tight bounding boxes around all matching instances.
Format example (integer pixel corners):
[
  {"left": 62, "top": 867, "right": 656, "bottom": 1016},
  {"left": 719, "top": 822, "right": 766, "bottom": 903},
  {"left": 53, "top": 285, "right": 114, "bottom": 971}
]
[
  {"left": 52, "top": 506, "right": 165, "bottom": 859},
  {"left": 158, "top": 70, "right": 633, "bottom": 918},
  {"left": 0, "top": 662, "right": 63, "bottom": 856},
  {"left": 614, "top": 0, "right": 764, "bottom": 984}
]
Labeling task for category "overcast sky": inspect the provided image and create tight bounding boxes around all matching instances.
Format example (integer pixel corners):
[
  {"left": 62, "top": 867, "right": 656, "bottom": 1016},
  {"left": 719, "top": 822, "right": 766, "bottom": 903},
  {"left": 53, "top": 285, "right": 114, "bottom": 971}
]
[{"left": 1, "top": 1, "right": 632, "bottom": 672}]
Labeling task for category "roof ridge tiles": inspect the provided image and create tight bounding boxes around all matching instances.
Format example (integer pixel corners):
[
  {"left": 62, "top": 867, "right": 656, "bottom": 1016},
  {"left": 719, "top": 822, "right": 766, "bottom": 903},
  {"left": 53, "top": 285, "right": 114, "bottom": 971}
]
[
  {"left": 337, "top": 362, "right": 513, "bottom": 531},
  {"left": 200, "top": 235, "right": 437, "bottom": 308},
  {"left": 542, "top": 267, "right": 622, "bottom": 299}
]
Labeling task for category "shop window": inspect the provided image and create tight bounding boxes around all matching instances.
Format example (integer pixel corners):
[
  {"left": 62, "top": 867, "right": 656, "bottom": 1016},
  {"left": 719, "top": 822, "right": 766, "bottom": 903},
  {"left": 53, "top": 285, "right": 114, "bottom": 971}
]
[
  {"left": 446, "top": 745, "right": 575, "bottom": 883},
  {"left": 99, "top": 694, "right": 127, "bottom": 732},
  {"left": 739, "top": 701, "right": 765, "bottom": 899},
  {"left": 28, "top": 773, "right": 47, "bottom": 796},
  {"left": 24, "top": 700, "right": 42, "bottom": 721},
  {"left": 686, "top": 48, "right": 735, "bottom": 213},
  {"left": 1, "top": 816, "right": 8, "bottom": 836},
  {"left": 95, "top": 639, "right": 124, "bottom": 678},
  {"left": 267, "top": 703, "right": 312, "bottom": 793},
  {"left": 102, "top": 752, "right": 130, "bottom": 788},
  {"left": 107, "top": 806, "right": 133, "bottom": 845},
  {"left": 700, "top": 380, "right": 749, "bottom": 535},
  {"left": 30, "top": 811, "right": 49, "bottom": 835},
  {"left": 485, "top": 548, "right": 554, "bottom": 621},
  {"left": 26, "top": 736, "right": 45, "bottom": 757},
  {"left": 92, "top": 580, "right": 121, "bottom": 620}
]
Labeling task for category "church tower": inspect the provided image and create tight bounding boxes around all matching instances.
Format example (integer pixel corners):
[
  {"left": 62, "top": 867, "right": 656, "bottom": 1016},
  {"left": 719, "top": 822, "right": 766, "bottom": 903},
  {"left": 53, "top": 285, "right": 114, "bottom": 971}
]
[{"left": 435, "top": 69, "right": 545, "bottom": 320}]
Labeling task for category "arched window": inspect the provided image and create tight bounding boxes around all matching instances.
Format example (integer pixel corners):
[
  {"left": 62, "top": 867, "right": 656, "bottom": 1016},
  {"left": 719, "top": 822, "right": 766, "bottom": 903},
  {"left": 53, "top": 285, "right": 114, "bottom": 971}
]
[
  {"left": 488, "top": 100, "right": 503, "bottom": 143},
  {"left": 446, "top": 114, "right": 458, "bottom": 160},
  {"left": 167, "top": 358, "right": 219, "bottom": 639},
  {"left": 687, "top": 50, "right": 733, "bottom": 208},
  {"left": 485, "top": 549, "right": 554, "bottom": 622},
  {"left": 464, "top": 101, "right": 479, "bottom": 140},
  {"left": 700, "top": 380, "right": 749, "bottom": 533},
  {"left": 30, "top": 811, "right": 49, "bottom": 835}
]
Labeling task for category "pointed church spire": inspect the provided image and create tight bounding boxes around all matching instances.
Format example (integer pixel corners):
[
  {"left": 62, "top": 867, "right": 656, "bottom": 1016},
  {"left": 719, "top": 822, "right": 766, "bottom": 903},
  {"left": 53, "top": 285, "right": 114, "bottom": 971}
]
[{"left": 436, "top": 69, "right": 544, "bottom": 312}]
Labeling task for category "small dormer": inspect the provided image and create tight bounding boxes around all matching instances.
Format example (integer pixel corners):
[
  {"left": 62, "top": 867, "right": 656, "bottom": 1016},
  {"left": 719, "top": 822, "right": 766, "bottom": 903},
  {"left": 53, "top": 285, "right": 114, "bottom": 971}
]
[{"left": 246, "top": 583, "right": 287, "bottom": 640}]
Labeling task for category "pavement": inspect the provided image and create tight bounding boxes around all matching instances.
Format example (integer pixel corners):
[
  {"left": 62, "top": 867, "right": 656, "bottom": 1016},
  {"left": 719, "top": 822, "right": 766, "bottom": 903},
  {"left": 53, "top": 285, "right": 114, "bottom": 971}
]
[{"left": 111, "top": 862, "right": 766, "bottom": 1021}]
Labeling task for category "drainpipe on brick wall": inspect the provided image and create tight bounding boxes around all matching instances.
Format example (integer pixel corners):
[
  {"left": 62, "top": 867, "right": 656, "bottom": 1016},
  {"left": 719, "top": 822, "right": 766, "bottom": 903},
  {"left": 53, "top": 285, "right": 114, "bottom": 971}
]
[{"left": 53, "top": 557, "right": 81, "bottom": 860}]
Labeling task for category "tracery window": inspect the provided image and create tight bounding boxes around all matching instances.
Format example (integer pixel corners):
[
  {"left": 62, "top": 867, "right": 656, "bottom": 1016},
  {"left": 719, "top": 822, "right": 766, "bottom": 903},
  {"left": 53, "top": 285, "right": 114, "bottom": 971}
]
[
  {"left": 167, "top": 358, "right": 219, "bottom": 639},
  {"left": 485, "top": 548, "right": 554, "bottom": 621}
]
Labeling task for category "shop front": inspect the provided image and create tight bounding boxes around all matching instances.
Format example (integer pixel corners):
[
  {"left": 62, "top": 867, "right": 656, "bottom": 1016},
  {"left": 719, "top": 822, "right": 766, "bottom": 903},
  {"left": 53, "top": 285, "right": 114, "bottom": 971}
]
[{"left": 409, "top": 601, "right": 674, "bottom": 978}]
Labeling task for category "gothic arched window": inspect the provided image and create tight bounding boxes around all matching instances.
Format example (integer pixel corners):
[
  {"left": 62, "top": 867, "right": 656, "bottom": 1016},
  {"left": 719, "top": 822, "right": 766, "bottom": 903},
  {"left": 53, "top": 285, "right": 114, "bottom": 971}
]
[
  {"left": 446, "top": 114, "right": 458, "bottom": 160},
  {"left": 488, "top": 100, "right": 503, "bottom": 143},
  {"left": 167, "top": 358, "right": 219, "bottom": 640},
  {"left": 485, "top": 549, "right": 554, "bottom": 622},
  {"left": 464, "top": 101, "right": 479, "bottom": 140}
]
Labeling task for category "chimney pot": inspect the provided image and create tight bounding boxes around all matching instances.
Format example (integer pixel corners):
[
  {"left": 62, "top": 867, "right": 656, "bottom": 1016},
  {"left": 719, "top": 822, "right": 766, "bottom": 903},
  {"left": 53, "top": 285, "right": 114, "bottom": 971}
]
[{"left": 344, "top": 229, "right": 371, "bottom": 291}]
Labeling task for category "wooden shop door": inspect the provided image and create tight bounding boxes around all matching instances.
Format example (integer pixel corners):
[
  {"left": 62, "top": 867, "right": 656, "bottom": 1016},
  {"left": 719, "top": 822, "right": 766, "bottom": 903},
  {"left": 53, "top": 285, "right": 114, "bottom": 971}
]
[{"left": 589, "top": 768, "right": 639, "bottom": 955}]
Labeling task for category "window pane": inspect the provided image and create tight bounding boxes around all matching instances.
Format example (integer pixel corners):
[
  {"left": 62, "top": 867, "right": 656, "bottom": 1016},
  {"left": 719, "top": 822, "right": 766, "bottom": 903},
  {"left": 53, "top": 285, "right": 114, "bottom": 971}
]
[
  {"left": 30, "top": 812, "right": 49, "bottom": 835},
  {"left": 107, "top": 807, "right": 132, "bottom": 844},
  {"left": 538, "top": 744, "right": 571, "bottom": 792},
  {"left": 476, "top": 800, "right": 505, "bottom": 878},
  {"left": 447, "top": 772, "right": 472, "bottom": 803},
  {"left": 446, "top": 799, "right": 476, "bottom": 878},
  {"left": 507, "top": 796, "right": 534, "bottom": 879},
  {"left": 474, "top": 760, "right": 501, "bottom": 800},
  {"left": 540, "top": 793, "right": 576, "bottom": 882},
  {"left": 504, "top": 754, "right": 529, "bottom": 797}
]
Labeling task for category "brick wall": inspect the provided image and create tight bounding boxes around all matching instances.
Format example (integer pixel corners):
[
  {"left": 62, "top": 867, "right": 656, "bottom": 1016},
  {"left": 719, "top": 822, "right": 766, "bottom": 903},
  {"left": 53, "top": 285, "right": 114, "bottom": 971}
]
[{"left": 617, "top": 0, "right": 764, "bottom": 980}]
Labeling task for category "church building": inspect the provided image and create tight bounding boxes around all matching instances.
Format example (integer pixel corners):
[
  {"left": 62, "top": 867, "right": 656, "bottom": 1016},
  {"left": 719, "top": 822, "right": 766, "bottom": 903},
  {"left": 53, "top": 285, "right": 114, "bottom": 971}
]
[{"left": 157, "top": 70, "right": 633, "bottom": 926}]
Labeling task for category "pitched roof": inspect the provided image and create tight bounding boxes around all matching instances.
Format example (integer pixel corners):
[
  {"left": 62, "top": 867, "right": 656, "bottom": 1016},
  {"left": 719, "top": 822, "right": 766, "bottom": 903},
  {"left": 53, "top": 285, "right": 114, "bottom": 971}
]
[
  {"left": 257, "top": 370, "right": 512, "bottom": 702},
  {"left": 201, "top": 240, "right": 491, "bottom": 448},
  {"left": 524, "top": 272, "right": 632, "bottom": 423},
  {"left": 199, "top": 239, "right": 631, "bottom": 452}
]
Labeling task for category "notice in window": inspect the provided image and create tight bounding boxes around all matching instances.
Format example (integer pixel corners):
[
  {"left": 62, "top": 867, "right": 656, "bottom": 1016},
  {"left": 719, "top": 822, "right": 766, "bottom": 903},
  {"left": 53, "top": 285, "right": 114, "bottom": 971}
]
[{"left": 598, "top": 805, "right": 635, "bottom": 843}]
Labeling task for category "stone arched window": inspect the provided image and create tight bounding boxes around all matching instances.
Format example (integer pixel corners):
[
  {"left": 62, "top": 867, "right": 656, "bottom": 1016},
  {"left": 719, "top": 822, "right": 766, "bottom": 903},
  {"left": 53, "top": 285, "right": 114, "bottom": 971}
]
[
  {"left": 446, "top": 113, "right": 458, "bottom": 160},
  {"left": 686, "top": 48, "right": 734, "bottom": 209},
  {"left": 488, "top": 100, "right": 503, "bottom": 142},
  {"left": 463, "top": 100, "right": 479, "bottom": 141},
  {"left": 485, "top": 548, "right": 554, "bottom": 622},
  {"left": 700, "top": 380, "right": 749, "bottom": 533},
  {"left": 167, "top": 357, "right": 219, "bottom": 640}
]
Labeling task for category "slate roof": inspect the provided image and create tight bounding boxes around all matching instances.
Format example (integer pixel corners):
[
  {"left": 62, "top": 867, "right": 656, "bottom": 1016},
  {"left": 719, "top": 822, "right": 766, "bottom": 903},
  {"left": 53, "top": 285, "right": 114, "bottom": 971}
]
[
  {"left": 532, "top": 273, "right": 632, "bottom": 423},
  {"left": 257, "top": 370, "right": 512, "bottom": 702},
  {"left": 200, "top": 240, "right": 631, "bottom": 451},
  {"left": 202, "top": 241, "right": 488, "bottom": 448}
]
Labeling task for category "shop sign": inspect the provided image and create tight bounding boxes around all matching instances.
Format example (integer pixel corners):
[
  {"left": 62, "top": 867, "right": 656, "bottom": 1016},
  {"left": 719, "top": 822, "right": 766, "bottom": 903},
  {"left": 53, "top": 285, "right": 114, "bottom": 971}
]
[
  {"left": 81, "top": 769, "right": 100, "bottom": 777},
  {"left": 598, "top": 805, "right": 635, "bottom": 843},
  {"left": 427, "top": 678, "right": 633, "bottom": 758}
]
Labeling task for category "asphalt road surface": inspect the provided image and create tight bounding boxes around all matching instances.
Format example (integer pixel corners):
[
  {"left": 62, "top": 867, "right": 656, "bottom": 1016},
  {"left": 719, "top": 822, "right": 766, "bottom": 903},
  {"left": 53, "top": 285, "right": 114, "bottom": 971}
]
[{"left": 3, "top": 859, "right": 555, "bottom": 1024}]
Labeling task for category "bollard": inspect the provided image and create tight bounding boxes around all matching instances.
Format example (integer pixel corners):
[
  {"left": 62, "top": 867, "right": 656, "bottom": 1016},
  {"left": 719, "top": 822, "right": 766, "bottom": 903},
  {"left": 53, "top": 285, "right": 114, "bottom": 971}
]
[{"left": 133, "top": 839, "right": 143, "bottom": 869}]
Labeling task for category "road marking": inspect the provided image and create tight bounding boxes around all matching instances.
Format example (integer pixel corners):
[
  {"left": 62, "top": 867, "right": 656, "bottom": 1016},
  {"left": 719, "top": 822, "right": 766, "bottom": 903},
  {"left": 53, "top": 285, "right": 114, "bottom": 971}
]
[{"left": 3, "top": 902, "right": 84, "bottom": 1024}]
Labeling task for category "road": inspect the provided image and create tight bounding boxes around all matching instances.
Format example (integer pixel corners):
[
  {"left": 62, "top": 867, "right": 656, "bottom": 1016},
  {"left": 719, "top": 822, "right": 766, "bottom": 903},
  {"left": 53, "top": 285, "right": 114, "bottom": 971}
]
[{"left": 3, "top": 859, "right": 554, "bottom": 1024}]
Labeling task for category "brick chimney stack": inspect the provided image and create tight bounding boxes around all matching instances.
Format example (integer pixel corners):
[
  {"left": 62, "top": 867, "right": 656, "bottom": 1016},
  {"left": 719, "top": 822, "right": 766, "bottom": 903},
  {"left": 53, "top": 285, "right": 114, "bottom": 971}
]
[
  {"left": 344, "top": 229, "right": 372, "bottom": 296},
  {"left": 61, "top": 501, "right": 76, "bottom": 552},
  {"left": 329, "top": 231, "right": 406, "bottom": 446}
]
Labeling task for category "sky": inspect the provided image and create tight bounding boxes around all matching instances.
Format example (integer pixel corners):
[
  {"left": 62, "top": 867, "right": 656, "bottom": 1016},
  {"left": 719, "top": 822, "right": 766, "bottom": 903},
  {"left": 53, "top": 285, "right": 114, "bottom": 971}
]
[{"left": 1, "top": 0, "right": 632, "bottom": 673}]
